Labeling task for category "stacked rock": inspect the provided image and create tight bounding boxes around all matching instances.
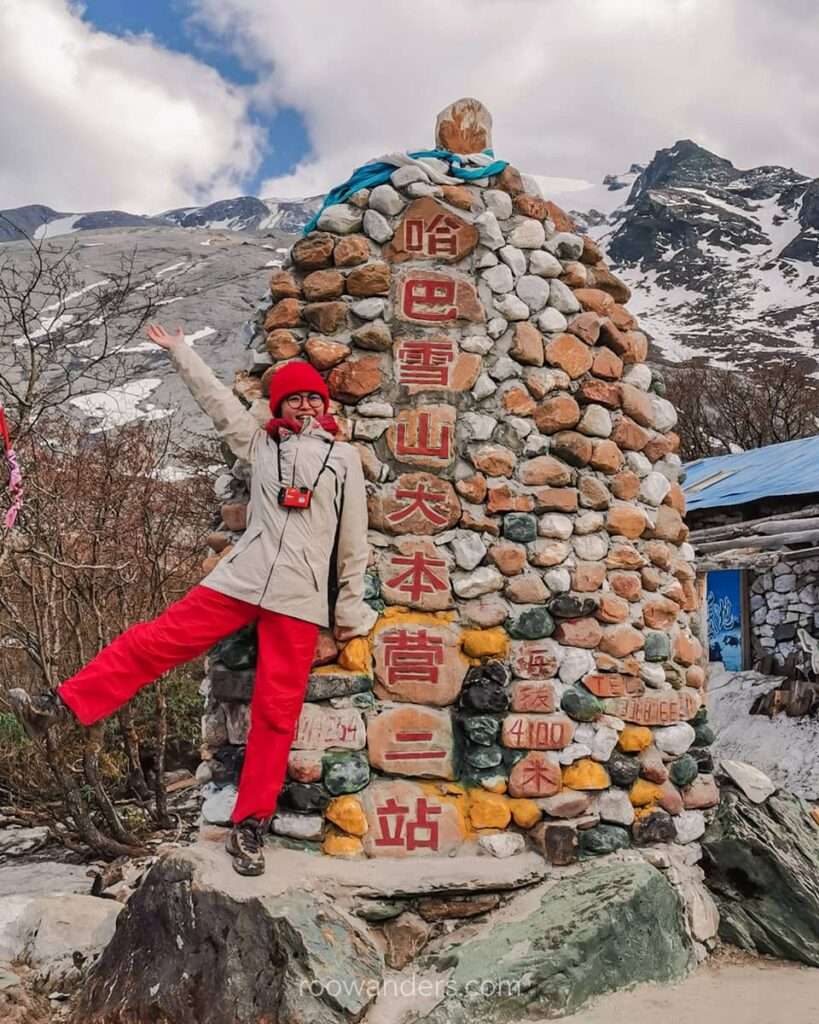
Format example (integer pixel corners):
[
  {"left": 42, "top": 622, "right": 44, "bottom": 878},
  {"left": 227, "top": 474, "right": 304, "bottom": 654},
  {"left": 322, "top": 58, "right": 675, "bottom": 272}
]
[{"left": 199, "top": 98, "right": 717, "bottom": 860}]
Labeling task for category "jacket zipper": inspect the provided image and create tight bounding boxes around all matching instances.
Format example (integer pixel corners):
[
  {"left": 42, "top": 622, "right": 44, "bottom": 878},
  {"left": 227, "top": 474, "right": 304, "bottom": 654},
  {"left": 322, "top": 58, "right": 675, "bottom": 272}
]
[{"left": 258, "top": 432, "right": 300, "bottom": 605}]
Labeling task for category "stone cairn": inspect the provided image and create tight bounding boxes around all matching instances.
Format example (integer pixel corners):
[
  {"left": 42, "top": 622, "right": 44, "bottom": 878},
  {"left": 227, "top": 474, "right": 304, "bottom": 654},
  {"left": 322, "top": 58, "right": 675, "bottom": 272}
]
[{"left": 198, "top": 99, "right": 718, "bottom": 862}]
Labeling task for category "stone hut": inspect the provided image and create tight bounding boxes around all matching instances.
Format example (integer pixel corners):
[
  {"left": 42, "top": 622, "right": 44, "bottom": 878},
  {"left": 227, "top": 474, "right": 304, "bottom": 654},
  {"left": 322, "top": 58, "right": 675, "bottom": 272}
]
[
  {"left": 686, "top": 435, "right": 819, "bottom": 676},
  {"left": 198, "top": 98, "right": 716, "bottom": 861}
]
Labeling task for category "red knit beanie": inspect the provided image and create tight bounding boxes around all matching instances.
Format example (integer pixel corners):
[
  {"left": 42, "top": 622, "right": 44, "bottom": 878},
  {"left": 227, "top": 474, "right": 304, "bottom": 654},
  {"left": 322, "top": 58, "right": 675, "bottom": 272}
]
[{"left": 267, "top": 361, "right": 329, "bottom": 415}]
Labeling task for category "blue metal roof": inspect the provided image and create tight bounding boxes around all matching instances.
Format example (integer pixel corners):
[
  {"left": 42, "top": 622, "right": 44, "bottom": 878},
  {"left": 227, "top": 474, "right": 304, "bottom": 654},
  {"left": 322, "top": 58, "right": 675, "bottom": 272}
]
[{"left": 684, "top": 434, "right": 819, "bottom": 511}]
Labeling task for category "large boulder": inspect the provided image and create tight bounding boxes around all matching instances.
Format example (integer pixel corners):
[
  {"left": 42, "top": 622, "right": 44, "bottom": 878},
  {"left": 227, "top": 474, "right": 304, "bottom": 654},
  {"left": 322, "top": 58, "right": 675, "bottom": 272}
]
[
  {"left": 416, "top": 860, "right": 693, "bottom": 1022},
  {"left": 702, "top": 787, "right": 819, "bottom": 966},
  {"left": 73, "top": 845, "right": 384, "bottom": 1024}
]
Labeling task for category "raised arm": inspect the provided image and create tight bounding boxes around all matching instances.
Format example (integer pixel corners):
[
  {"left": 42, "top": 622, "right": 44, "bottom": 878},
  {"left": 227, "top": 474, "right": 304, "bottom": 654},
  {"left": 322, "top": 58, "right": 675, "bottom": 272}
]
[
  {"left": 333, "top": 449, "right": 378, "bottom": 641},
  {"left": 146, "top": 324, "right": 262, "bottom": 463}
]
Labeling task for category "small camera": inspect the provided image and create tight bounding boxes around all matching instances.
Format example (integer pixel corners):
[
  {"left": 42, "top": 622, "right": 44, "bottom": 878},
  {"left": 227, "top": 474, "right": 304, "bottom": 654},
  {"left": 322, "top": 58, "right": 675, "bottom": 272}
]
[{"left": 278, "top": 485, "right": 312, "bottom": 509}]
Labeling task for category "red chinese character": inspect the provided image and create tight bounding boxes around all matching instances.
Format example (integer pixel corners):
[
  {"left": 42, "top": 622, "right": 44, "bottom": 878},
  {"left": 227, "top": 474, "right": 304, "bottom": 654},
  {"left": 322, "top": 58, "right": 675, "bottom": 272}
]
[
  {"left": 374, "top": 796, "right": 441, "bottom": 850},
  {"left": 385, "top": 551, "right": 448, "bottom": 602},
  {"left": 402, "top": 277, "right": 457, "bottom": 322},
  {"left": 382, "top": 628, "right": 444, "bottom": 685},
  {"left": 520, "top": 760, "right": 558, "bottom": 793},
  {"left": 396, "top": 339, "right": 456, "bottom": 386},
  {"left": 406, "top": 214, "right": 461, "bottom": 256},
  {"left": 395, "top": 412, "right": 451, "bottom": 460},
  {"left": 524, "top": 649, "right": 554, "bottom": 677},
  {"left": 387, "top": 483, "right": 450, "bottom": 526},
  {"left": 383, "top": 730, "right": 448, "bottom": 762}
]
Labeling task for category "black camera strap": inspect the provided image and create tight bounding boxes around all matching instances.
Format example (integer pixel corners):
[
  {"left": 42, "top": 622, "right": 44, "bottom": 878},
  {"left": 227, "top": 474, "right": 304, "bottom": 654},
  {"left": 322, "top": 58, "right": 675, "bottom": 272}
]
[{"left": 278, "top": 436, "right": 336, "bottom": 491}]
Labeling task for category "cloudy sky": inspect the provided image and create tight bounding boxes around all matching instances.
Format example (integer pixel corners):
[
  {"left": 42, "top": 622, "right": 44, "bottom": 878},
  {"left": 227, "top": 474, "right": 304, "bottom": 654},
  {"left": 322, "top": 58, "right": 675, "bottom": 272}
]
[{"left": 2, "top": 0, "right": 818, "bottom": 212}]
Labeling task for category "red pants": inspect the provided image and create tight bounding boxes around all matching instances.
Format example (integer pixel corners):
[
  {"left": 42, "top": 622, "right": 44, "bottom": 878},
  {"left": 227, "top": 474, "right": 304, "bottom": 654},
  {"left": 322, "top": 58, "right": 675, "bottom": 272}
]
[{"left": 58, "top": 585, "right": 318, "bottom": 824}]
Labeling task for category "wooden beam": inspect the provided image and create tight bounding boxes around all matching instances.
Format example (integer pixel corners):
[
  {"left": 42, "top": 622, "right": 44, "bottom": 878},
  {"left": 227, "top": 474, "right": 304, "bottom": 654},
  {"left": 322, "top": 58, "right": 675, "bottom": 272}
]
[{"left": 697, "top": 527, "right": 819, "bottom": 554}]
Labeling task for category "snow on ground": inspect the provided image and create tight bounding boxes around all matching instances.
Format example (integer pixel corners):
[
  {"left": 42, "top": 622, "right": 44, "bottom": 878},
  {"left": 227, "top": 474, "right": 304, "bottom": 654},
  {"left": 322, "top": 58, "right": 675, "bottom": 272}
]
[
  {"left": 120, "top": 326, "right": 216, "bottom": 354},
  {"left": 156, "top": 261, "right": 188, "bottom": 276},
  {"left": 69, "top": 378, "right": 170, "bottom": 433},
  {"left": 33, "top": 215, "right": 80, "bottom": 239},
  {"left": 708, "top": 663, "right": 819, "bottom": 799}
]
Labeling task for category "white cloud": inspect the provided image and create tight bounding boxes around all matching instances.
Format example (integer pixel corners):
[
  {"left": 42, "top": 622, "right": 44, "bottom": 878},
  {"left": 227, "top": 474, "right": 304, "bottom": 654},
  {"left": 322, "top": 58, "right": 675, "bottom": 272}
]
[
  {"left": 192, "top": 0, "right": 819, "bottom": 199},
  {"left": 0, "top": 0, "right": 262, "bottom": 212}
]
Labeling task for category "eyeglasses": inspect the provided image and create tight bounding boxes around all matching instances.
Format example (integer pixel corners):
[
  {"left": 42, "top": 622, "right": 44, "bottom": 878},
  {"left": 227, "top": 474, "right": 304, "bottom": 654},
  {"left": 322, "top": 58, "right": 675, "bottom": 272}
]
[{"left": 283, "top": 392, "right": 324, "bottom": 408}]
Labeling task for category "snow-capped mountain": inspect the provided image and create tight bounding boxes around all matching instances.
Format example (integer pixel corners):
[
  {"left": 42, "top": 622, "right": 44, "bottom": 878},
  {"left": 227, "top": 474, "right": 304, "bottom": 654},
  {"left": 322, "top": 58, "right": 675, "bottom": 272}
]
[
  {"left": 0, "top": 194, "right": 322, "bottom": 243},
  {"left": 549, "top": 141, "right": 819, "bottom": 371}
]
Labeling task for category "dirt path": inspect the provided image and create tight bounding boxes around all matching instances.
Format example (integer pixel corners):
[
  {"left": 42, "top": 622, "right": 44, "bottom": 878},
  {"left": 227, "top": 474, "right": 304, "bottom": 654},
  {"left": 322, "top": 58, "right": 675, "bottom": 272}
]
[{"left": 556, "top": 951, "right": 819, "bottom": 1024}]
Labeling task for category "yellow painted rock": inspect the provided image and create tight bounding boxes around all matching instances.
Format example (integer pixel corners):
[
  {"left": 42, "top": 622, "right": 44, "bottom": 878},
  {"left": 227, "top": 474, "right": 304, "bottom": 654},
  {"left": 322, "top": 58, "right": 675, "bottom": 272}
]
[
  {"left": 468, "top": 789, "right": 512, "bottom": 829},
  {"left": 618, "top": 725, "right": 653, "bottom": 752},
  {"left": 338, "top": 637, "right": 371, "bottom": 673},
  {"left": 461, "top": 626, "right": 510, "bottom": 659},
  {"left": 322, "top": 831, "right": 364, "bottom": 857},
  {"left": 629, "top": 779, "right": 666, "bottom": 807},
  {"left": 325, "top": 795, "right": 367, "bottom": 836},
  {"left": 561, "top": 759, "right": 610, "bottom": 790},
  {"left": 509, "top": 798, "right": 542, "bottom": 828}
]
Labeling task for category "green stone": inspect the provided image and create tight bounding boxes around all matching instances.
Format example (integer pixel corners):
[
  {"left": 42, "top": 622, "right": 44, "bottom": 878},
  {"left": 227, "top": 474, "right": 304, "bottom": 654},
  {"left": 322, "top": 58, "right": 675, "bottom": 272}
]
[
  {"left": 669, "top": 754, "right": 699, "bottom": 787},
  {"left": 307, "top": 673, "right": 372, "bottom": 701},
  {"left": 693, "top": 722, "right": 716, "bottom": 746},
  {"left": 506, "top": 606, "right": 555, "bottom": 640},
  {"left": 503, "top": 513, "right": 537, "bottom": 544},
  {"left": 354, "top": 900, "right": 408, "bottom": 922},
  {"left": 363, "top": 573, "right": 381, "bottom": 602},
  {"left": 607, "top": 750, "right": 641, "bottom": 787},
  {"left": 322, "top": 752, "right": 370, "bottom": 795},
  {"left": 465, "top": 744, "right": 504, "bottom": 769},
  {"left": 644, "top": 631, "right": 671, "bottom": 662},
  {"left": 210, "top": 623, "right": 257, "bottom": 670},
  {"left": 580, "top": 824, "right": 631, "bottom": 856},
  {"left": 462, "top": 715, "right": 500, "bottom": 746},
  {"left": 561, "top": 686, "right": 602, "bottom": 723}
]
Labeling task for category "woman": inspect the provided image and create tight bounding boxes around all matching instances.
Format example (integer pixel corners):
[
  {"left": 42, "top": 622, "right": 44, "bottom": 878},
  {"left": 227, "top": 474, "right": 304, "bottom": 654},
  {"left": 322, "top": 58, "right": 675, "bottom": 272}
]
[{"left": 10, "top": 324, "right": 377, "bottom": 876}]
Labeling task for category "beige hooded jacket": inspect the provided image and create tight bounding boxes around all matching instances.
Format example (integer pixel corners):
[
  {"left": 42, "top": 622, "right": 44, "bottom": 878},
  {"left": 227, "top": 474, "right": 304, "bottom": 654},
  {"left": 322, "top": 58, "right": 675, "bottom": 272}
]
[{"left": 168, "top": 339, "right": 377, "bottom": 637}]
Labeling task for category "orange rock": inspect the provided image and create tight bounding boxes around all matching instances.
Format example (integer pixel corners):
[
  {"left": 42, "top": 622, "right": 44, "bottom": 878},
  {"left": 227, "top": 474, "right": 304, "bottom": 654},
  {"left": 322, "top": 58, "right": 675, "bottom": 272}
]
[
  {"left": 303, "top": 269, "right": 345, "bottom": 301},
  {"left": 346, "top": 262, "right": 391, "bottom": 297},
  {"left": 567, "top": 311, "right": 602, "bottom": 345},
  {"left": 592, "top": 347, "right": 624, "bottom": 381},
  {"left": 328, "top": 356, "right": 382, "bottom": 402},
  {"left": 619, "top": 725, "right": 653, "bottom": 752},
  {"left": 292, "top": 232, "right": 335, "bottom": 269},
  {"left": 544, "top": 200, "right": 576, "bottom": 232},
  {"left": 511, "top": 322, "right": 545, "bottom": 366},
  {"left": 619, "top": 383, "right": 654, "bottom": 427},
  {"left": 578, "top": 476, "right": 611, "bottom": 510},
  {"left": 265, "top": 329, "right": 301, "bottom": 360},
  {"left": 667, "top": 431, "right": 681, "bottom": 453},
  {"left": 270, "top": 270, "right": 302, "bottom": 300},
  {"left": 572, "top": 562, "right": 607, "bottom": 592},
  {"left": 554, "top": 617, "right": 603, "bottom": 649},
  {"left": 486, "top": 484, "right": 535, "bottom": 513},
  {"left": 574, "top": 288, "right": 616, "bottom": 316},
  {"left": 595, "top": 594, "right": 630, "bottom": 624},
  {"left": 527, "top": 539, "right": 570, "bottom": 567},
  {"left": 221, "top": 502, "right": 247, "bottom": 531},
  {"left": 644, "top": 540, "right": 673, "bottom": 569},
  {"left": 532, "top": 487, "right": 579, "bottom": 513},
  {"left": 502, "top": 384, "right": 536, "bottom": 417},
  {"left": 589, "top": 440, "right": 624, "bottom": 474},
  {"left": 641, "top": 566, "right": 662, "bottom": 592},
  {"left": 650, "top": 506, "right": 687, "bottom": 544},
  {"left": 333, "top": 234, "right": 370, "bottom": 267},
  {"left": 518, "top": 455, "right": 573, "bottom": 487},
  {"left": 599, "top": 624, "right": 645, "bottom": 657},
  {"left": 551, "top": 431, "right": 594, "bottom": 467},
  {"left": 303, "top": 300, "right": 347, "bottom": 334},
  {"left": 643, "top": 596, "right": 680, "bottom": 629},
  {"left": 437, "top": 97, "right": 493, "bottom": 153},
  {"left": 665, "top": 483, "right": 686, "bottom": 515},
  {"left": 673, "top": 631, "right": 703, "bottom": 666},
  {"left": 578, "top": 379, "right": 622, "bottom": 409},
  {"left": 609, "top": 303, "right": 637, "bottom": 330},
  {"left": 472, "top": 444, "right": 517, "bottom": 477},
  {"left": 496, "top": 164, "right": 526, "bottom": 196},
  {"left": 606, "top": 503, "right": 648, "bottom": 539},
  {"left": 662, "top": 579, "right": 686, "bottom": 605},
  {"left": 587, "top": 266, "right": 631, "bottom": 304},
  {"left": 580, "top": 236, "right": 604, "bottom": 265},
  {"left": 611, "top": 415, "right": 651, "bottom": 452},
  {"left": 610, "top": 470, "right": 640, "bottom": 500},
  {"left": 264, "top": 297, "right": 303, "bottom": 330},
  {"left": 513, "top": 193, "right": 551, "bottom": 219},
  {"left": 506, "top": 573, "right": 549, "bottom": 603},
  {"left": 560, "top": 262, "right": 588, "bottom": 289},
  {"left": 643, "top": 433, "right": 674, "bottom": 462},
  {"left": 460, "top": 507, "right": 501, "bottom": 535},
  {"left": 680, "top": 580, "right": 699, "bottom": 612},
  {"left": 620, "top": 331, "right": 649, "bottom": 364},
  {"left": 687, "top": 665, "right": 706, "bottom": 689},
  {"left": 441, "top": 185, "right": 474, "bottom": 210},
  {"left": 488, "top": 542, "right": 527, "bottom": 576},
  {"left": 304, "top": 337, "right": 350, "bottom": 370},
  {"left": 533, "top": 394, "right": 581, "bottom": 434},
  {"left": 456, "top": 473, "right": 487, "bottom": 503},
  {"left": 545, "top": 333, "right": 594, "bottom": 379},
  {"left": 609, "top": 571, "right": 643, "bottom": 602}
]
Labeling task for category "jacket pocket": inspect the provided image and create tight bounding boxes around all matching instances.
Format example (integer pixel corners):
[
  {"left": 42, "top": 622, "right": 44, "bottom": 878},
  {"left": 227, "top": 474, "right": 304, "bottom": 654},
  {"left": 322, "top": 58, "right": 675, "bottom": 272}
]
[
  {"left": 305, "top": 552, "right": 328, "bottom": 592},
  {"left": 226, "top": 529, "right": 263, "bottom": 564}
]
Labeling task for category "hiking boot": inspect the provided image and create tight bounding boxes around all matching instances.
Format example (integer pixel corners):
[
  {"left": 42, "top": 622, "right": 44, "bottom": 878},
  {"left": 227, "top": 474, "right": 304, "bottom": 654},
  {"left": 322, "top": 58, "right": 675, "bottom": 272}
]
[
  {"left": 7, "top": 688, "right": 74, "bottom": 740},
  {"left": 225, "top": 817, "right": 267, "bottom": 876}
]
